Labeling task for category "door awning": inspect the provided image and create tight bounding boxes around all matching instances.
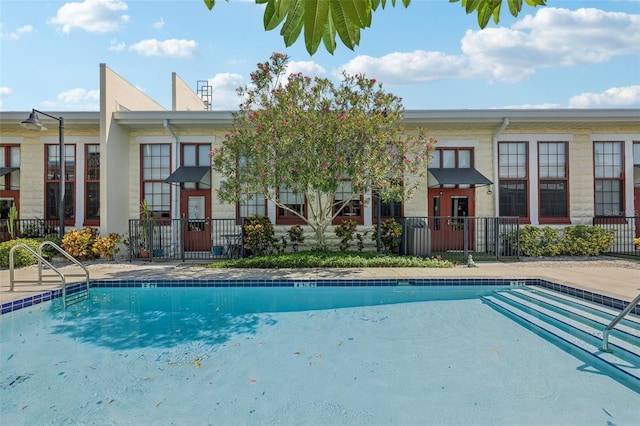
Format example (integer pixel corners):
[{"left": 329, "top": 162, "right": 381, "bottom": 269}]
[
  {"left": 164, "top": 166, "right": 209, "bottom": 183},
  {"left": 0, "top": 167, "right": 19, "bottom": 177},
  {"left": 428, "top": 168, "right": 493, "bottom": 188}
]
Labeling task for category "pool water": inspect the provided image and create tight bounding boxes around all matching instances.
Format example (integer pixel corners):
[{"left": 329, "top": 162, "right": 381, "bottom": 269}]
[{"left": 1, "top": 286, "right": 639, "bottom": 425}]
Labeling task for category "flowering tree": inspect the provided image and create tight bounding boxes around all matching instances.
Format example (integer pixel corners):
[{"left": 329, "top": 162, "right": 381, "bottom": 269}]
[
  {"left": 203, "top": 0, "right": 546, "bottom": 54},
  {"left": 211, "top": 52, "right": 436, "bottom": 250}
]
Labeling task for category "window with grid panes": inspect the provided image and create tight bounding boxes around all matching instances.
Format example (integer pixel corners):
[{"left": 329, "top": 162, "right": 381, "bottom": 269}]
[
  {"left": 498, "top": 142, "right": 528, "bottom": 218},
  {"left": 141, "top": 144, "right": 171, "bottom": 217},
  {"left": 594, "top": 141, "right": 624, "bottom": 217},
  {"left": 539, "top": 142, "right": 568, "bottom": 220},
  {"left": 45, "top": 144, "right": 75, "bottom": 221}
]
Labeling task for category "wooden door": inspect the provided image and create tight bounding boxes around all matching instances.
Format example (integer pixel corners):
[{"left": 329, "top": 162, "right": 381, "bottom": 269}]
[
  {"left": 181, "top": 190, "right": 211, "bottom": 251},
  {"left": 429, "top": 188, "right": 474, "bottom": 252}
]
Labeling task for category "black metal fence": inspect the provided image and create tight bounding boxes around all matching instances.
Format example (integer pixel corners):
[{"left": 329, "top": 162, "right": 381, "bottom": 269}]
[
  {"left": 399, "top": 216, "right": 521, "bottom": 260},
  {"left": 0, "top": 218, "right": 61, "bottom": 241},
  {"left": 6, "top": 215, "right": 637, "bottom": 260},
  {"left": 128, "top": 218, "right": 242, "bottom": 261},
  {"left": 593, "top": 216, "right": 640, "bottom": 257}
]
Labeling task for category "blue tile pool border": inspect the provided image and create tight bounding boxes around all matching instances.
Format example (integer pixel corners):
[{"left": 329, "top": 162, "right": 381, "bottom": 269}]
[{"left": 2, "top": 278, "right": 639, "bottom": 316}]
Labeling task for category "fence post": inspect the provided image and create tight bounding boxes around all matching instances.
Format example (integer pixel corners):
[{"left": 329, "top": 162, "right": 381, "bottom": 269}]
[
  {"left": 463, "top": 217, "right": 468, "bottom": 257},
  {"left": 180, "top": 218, "right": 186, "bottom": 262},
  {"left": 494, "top": 217, "right": 500, "bottom": 259}
]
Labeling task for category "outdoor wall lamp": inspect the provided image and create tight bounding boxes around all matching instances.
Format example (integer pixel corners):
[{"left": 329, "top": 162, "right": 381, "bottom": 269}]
[{"left": 20, "top": 109, "right": 66, "bottom": 237}]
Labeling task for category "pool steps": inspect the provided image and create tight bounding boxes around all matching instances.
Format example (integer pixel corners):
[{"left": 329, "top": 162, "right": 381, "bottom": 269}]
[{"left": 482, "top": 287, "right": 640, "bottom": 392}]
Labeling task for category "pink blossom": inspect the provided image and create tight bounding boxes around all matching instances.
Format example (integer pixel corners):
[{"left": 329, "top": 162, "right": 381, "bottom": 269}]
[
  {"left": 294, "top": 167, "right": 300, "bottom": 173},
  {"left": 321, "top": 164, "right": 328, "bottom": 170}
]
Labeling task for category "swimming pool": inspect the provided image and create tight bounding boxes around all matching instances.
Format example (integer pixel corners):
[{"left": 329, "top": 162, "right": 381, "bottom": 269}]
[{"left": 2, "top": 281, "right": 639, "bottom": 425}]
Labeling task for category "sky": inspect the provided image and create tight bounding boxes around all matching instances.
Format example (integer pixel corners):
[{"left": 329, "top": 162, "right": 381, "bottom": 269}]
[{"left": 0, "top": 0, "right": 639, "bottom": 112}]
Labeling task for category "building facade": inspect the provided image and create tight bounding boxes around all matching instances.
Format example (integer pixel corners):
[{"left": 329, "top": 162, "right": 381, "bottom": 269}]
[{"left": 1, "top": 64, "right": 639, "bottom": 254}]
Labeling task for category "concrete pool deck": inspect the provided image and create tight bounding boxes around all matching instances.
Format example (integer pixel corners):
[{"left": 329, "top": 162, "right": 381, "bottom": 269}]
[{"left": 2, "top": 257, "right": 639, "bottom": 306}]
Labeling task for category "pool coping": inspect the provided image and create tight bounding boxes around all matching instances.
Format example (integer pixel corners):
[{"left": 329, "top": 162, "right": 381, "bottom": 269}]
[{"left": 2, "top": 278, "right": 639, "bottom": 316}]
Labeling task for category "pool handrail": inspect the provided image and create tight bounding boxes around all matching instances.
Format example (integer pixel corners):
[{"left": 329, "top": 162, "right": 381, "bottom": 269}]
[
  {"left": 38, "top": 241, "right": 90, "bottom": 291},
  {"left": 9, "top": 241, "right": 90, "bottom": 308},
  {"left": 601, "top": 291, "right": 640, "bottom": 352},
  {"left": 9, "top": 243, "right": 67, "bottom": 298}
]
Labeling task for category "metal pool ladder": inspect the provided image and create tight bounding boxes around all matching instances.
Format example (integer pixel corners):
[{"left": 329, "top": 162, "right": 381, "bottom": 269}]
[
  {"left": 601, "top": 291, "right": 640, "bottom": 352},
  {"left": 9, "top": 241, "right": 90, "bottom": 308}
]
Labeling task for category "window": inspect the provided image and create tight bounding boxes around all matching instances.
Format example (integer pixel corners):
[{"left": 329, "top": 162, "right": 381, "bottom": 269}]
[
  {"left": 238, "top": 193, "right": 266, "bottom": 218},
  {"left": 594, "top": 141, "right": 624, "bottom": 217},
  {"left": 45, "top": 144, "right": 75, "bottom": 222},
  {"left": 182, "top": 143, "right": 211, "bottom": 190},
  {"left": 373, "top": 190, "right": 403, "bottom": 223},
  {"left": 498, "top": 142, "right": 528, "bottom": 219},
  {"left": 85, "top": 144, "right": 100, "bottom": 225},
  {"left": 538, "top": 142, "right": 568, "bottom": 222},
  {"left": 431, "top": 148, "right": 473, "bottom": 188},
  {"left": 276, "top": 185, "right": 306, "bottom": 224},
  {"left": 431, "top": 149, "right": 472, "bottom": 169},
  {"left": 235, "top": 156, "right": 266, "bottom": 219},
  {"left": 333, "top": 180, "right": 363, "bottom": 224},
  {"left": 0, "top": 145, "right": 20, "bottom": 220},
  {"left": 141, "top": 144, "right": 171, "bottom": 217},
  {"left": 0, "top": 145, "right": 20, "bottom": 191},
  {"left": 379, "top": 198, "right": 402, "bottom": 219}
]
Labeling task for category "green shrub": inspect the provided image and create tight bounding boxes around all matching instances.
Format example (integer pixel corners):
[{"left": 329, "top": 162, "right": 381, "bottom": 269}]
[
  {"left": 208, "top": 250, "right": 455, "bottom": 269},
  {"left": 377, "top": 218, "right": 402, "bottom": 254},
  {"left": 62, "top": 227, "right": 99, "bottom": 260},
  {"left": 518, "top": 226, "right": 543, "bottom": 257},
  {"left": 243, "top": 215, "right": 276, "bottom": 256},
  {"left": 518, "top": 226, "right": 561, "bottom": 257},
  {"left": 287, "top": 225, "right": 305, "bottom": 252},
  {"left": 334, "top": 219, "right": 358, "bottom": 251},
  {"left": 0, "top": 238, "right": 53, "bottom": 268},
  {"left": 561, "top": 225, "right": 615, "bottom": 256},
  {"left": 92, "top": 232, "right": 122, "bottom": 260},
  {"left": 519, "top": 224, "right": 615, "bottom": 257}
]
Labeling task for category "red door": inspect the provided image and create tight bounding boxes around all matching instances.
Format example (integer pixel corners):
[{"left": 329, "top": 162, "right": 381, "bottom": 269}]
[
  {"left": 429, "top": 188, "right": 475, "bottom": 252},
  {"left": 181, "top": 190, "right": 211, "bottom": 251}
]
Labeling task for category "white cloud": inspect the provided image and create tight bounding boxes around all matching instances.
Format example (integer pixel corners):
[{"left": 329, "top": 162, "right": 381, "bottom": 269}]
[
  {"left": 49, "top": 0, "right": 129, "bottom": 34},
  {"left": 0, "top": 25, "right": 35, "bottom": 40},
  {"left": 338, "top": 7, "right": 640, "bottom": 85},
  {"left": 286, "top": 61, "right": 326, "bottom": 79},
  {"left": 339, "top": 51, "right": 467, "bottom": 84},
  {"left": 569, "top": 85, "right": 640, "bottom": 107},
  {"left": 206, "top": 73, "right": 245, "bottom": 110},
  {"left": 39, "top": 88, "right": 100, "bottom": 110},
  {"left": 129, "top": 39, "right": 199, "bottom": 58},
  {"left": 462, "top": 7, "right": 640, "bottom": 82},
  {"left": 152, "top": 18, "right": 164, "bottom": 30},
  {"left": 57, "top": 88, "right": 100, "bottom": 104},
  {"left": 0, "top": 87, "right": 13, "bottom": 109},
  {"left": 108, "top": 39, "right": 126, "bottom": 52}
]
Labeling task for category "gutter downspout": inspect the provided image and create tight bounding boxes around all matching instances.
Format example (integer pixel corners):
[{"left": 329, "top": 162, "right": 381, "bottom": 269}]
[
  {"left": 164, "top": 119, "right": 179, "bottom": 256},
  {"left": 492, "top": 117, "right": 510, "bottom": 215}
]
